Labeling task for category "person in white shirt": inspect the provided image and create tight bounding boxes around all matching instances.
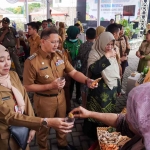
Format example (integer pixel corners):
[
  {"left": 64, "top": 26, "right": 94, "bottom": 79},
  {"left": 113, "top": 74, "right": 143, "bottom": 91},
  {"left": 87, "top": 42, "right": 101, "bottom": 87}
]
[{"left": 74, "top": 23, "right": 86, "bottom": 43}]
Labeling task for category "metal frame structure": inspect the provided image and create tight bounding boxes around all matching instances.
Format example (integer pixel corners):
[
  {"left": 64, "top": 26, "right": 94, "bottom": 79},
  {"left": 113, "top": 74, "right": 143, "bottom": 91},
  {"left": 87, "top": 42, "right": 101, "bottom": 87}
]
[
  {"left": 7, "top": 0, "right": 51, "bottom": 23},
  {"left": 6, "top": 0, "right": 18, "bottom": 3},
  {"left": 138, "top": 0, "right": 150, "bottom": 37},
  {"left": 25, "top": 0, "right": 29, "bottom": 23},
  {"left": 97, "top": 0, "right": 100, "bottom": 27}
]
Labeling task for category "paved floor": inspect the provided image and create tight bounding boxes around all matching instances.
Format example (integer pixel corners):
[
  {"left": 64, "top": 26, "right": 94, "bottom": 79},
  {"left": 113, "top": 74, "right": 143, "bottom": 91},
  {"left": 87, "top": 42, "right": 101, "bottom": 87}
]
[{"left": 29, "top": 48, "right": 139, "bottom": 150}]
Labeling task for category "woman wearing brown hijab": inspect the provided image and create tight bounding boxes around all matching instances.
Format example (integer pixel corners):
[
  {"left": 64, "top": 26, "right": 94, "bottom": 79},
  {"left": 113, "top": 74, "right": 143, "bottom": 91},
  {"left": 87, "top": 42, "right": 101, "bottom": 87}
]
[
  {"left": 58, "top": 22, "right": 66, "bottom": 42},
  {"left": 95, "top": 26, "right": 105, "bottom": 39}
]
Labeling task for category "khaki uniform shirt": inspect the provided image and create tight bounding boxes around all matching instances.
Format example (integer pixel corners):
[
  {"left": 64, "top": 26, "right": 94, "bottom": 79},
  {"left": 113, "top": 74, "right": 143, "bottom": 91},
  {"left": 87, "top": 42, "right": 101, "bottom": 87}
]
[
  {"left": 28, "top": 34, "right": 40, "bottom": 55},
  {"left": 114, "top": 45, "right": 121, "bottom": 64},
  {"left": 58, "top": 28, "right": 66, "bottom": 42},
  {"left": 138, "top": 40, "right": 150, "bottom": 56},
  {"left": 38, "top": 29, "right": 43, "bottom": 37},
  {"left": 23, "top": 49, "right": 74, "bottom": 95},
  {"left": 0, "top": 27, "right": 18, "bottom": 47},
  {"left": 116, "top": 35, "right": 130, "bottom": 57},
  {"left": 0, "top": 71, "right": 41, "bottom": 140}
]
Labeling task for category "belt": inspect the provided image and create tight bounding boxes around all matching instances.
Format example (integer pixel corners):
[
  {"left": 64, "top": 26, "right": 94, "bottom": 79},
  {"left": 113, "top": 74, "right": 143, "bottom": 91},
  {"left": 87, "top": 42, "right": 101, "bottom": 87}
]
[{"left": 36, "top": 92, "right": 58, "bottom": 97}]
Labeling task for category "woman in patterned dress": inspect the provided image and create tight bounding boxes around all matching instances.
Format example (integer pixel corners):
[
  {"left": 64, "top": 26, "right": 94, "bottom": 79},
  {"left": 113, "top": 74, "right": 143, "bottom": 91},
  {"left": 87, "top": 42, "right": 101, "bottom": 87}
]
[{"left": 83, "top": 32, "right": 121, "bottom": 139}]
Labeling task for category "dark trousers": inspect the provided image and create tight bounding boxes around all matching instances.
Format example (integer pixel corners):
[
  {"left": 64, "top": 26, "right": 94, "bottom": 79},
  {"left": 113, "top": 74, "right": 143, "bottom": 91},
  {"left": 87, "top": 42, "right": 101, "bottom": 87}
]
[
  {"left": 64, "top": 75, "right": 71, "bottom": 113},
  {"left": 121, "top": 60, "right": 128, "bottom": 83},
  {"left": 24, "top": 47, "right": 30, "bottom": 59},
  {"left": 70, "top": 78, "right": 81, "bottom": 100},
  {"left": 8, "top": 47, "right": 23, "bottom": 78},
  {"left": 121, "top": 60, "right": 128, "bottom": 75}
]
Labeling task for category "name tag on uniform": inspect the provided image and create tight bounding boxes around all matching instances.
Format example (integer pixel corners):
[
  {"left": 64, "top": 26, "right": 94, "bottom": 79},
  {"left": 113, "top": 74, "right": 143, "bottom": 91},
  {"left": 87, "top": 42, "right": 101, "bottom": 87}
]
[
  {"left": 2, "top": 96, "right": 10, "bottom": 101},
  {"left": 56, "top": 60, "right": 64, "bottom": 66},
  {"left": 40, "top": 67, "right": 48, "bottom": 70}
]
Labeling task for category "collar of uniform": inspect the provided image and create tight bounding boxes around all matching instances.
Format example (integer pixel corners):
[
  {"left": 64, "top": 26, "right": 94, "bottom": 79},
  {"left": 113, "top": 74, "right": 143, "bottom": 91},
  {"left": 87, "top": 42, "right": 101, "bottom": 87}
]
[
  {"left": 31, "top": 33, "right": 39, "bottom": 41},
  {"left": 86, "top": 40, "right": 94, "bottom": 44},
  {"left": 118, "top": 35, "right": 125, "bottom": 41},
  {"left": 2, "top": 27, "right": 10, "bottom": 31},
  {"left": 39, "top": 48, "right": 52, "bottom": 59}
]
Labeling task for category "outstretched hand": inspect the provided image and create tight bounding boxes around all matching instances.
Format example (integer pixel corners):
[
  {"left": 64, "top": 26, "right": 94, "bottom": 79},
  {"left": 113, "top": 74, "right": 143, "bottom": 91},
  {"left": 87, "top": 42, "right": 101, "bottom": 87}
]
[
  {"left": 70, "top": 106, "right": 91, "bottom": 119},
  {"left": 47, "top": 118, "right": 74, "bottom": 134},
  {"left": 87, "top": 78, "right": 98, "bottom": 89}
]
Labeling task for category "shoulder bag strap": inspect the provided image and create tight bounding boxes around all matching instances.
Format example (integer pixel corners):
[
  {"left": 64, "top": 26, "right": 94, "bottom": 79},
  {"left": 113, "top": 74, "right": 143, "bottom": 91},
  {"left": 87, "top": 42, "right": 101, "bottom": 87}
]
[{"left": 8, "top": 133, "right": 12, "bottom": 150}]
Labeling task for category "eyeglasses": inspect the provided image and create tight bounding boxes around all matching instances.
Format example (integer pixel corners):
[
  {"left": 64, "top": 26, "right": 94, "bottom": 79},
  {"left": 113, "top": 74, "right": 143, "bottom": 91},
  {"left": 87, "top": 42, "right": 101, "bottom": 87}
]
[
  {"left": 44, "top": 39, "right": 59, "bottom": 44},
  {"left": 2, "top": 22, "right": 8, "bottom": 24}
]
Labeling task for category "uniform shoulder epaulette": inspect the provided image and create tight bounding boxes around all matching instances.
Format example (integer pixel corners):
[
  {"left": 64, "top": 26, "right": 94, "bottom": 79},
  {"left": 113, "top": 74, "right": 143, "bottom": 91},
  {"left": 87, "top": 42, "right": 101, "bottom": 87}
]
[
  {"left": 56, "top": 49, "right": 62, "bottom": 54},
  {"left": 28, "top": 53, "right": 37, "bottom": 60}
]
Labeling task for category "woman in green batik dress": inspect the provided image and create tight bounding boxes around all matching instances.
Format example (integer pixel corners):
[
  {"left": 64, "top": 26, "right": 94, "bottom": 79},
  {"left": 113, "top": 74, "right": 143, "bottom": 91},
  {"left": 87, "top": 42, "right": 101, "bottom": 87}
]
[
  {"left": 136, "top": 30, "right": 150, "bottom": 73},
  {"left": 83, "top": 32, "right": 121, "bottom": 140}
]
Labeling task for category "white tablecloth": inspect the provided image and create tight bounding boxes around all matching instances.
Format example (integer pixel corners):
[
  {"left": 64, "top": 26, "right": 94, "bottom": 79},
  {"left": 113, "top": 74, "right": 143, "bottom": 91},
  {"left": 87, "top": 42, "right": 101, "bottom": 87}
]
[{"left": 126, "top": 73, "right": 141, "bottom": 95}]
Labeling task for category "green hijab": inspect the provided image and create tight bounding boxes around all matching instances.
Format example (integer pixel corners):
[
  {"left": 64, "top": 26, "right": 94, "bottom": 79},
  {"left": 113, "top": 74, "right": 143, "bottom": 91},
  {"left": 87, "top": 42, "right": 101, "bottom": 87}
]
[{"left": 66, "top": 26, "right": 80, "bottom": 40}]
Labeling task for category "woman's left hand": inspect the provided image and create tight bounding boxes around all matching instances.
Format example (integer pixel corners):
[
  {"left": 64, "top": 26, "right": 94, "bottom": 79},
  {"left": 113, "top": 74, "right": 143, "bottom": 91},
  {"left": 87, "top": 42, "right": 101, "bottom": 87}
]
[{"left": 27, "top": 130, "right": 36, "bottom": 143}]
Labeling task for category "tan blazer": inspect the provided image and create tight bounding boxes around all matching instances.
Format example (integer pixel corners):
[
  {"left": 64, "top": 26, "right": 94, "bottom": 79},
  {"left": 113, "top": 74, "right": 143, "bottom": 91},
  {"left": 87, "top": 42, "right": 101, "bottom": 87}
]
[{"left": 0, "top": 71, "right": 41, "bottom": 150}]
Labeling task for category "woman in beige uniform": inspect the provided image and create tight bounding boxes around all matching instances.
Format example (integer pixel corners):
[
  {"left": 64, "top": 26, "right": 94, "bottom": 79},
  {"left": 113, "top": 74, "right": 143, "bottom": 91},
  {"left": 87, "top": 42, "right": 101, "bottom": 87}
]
[{"left": 0, "top": 44, "right": 74, "bottom": 150}]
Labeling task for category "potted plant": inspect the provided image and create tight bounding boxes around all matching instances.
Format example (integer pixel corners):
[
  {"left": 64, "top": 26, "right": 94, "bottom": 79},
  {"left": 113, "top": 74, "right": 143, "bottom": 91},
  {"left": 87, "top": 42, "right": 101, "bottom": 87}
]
[{"left": 119, "top": 19, "right": 140, "bottom": 39}]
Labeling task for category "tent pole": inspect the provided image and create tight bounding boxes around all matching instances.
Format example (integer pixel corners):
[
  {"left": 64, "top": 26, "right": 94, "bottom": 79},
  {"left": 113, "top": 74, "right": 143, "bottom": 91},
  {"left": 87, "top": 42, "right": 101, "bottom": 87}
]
[
  {"left": 97, "top": 0, "right": 101, "bottom": 26},
  {"left": 47, "top": 0, "right": 50, "bottom": 19},
  {"left": 25, "top": 0, "right": 29, "bottom": 23}
]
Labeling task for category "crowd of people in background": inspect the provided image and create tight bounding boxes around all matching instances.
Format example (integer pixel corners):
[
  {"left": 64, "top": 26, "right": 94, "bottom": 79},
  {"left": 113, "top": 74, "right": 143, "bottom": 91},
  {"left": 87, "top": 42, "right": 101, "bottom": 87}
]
[{"left": 0, "top": 16, "right": 149, "bottom": 150}]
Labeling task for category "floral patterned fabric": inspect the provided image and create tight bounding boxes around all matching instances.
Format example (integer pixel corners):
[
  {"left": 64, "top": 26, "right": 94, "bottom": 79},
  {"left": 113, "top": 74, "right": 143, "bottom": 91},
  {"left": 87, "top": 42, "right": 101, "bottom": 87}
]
[
  {"left": 127, "top": 82, "right": 150, "bottom": 150},
  {"left": 86, "top": 55, "right": 120, "bottom": 127}
]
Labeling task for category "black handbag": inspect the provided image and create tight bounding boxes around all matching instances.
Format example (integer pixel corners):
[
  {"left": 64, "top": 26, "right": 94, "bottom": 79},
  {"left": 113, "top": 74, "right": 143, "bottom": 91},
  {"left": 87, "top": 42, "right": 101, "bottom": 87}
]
[{"left": 8, "top": 126, "right": 30, "bottom": 150}]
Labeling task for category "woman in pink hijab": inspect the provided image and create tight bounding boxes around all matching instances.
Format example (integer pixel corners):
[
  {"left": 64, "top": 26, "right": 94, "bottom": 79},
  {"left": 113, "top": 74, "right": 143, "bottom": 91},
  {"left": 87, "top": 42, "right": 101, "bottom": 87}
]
[{"left": 71, "top": 83, "right": 150, "bottom": 149}]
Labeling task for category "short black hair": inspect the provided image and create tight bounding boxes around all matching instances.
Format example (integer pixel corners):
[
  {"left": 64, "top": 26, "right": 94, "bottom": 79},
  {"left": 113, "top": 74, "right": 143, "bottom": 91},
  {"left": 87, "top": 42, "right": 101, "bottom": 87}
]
[
  {"left": 118, "top": 24, "right": 123, "bottom": 30},
  {"left": 27, "top": 22, "right": 40, "bottom": 32},
  {"left": 47, "top": 19, "right": 52, "bottom": 22},
  {"left": 42, "top": 20, "right": 48, "bottom": 24},
  {"left": 106, "top": 23, "right": 120, "bottom": 34},
  {"left": 74, "top": 23, "right": 80, "bottom": 27},
  {"left": 41, "top": 27, "right": 58, "bottom": 39},
  {"left": 110, "top": 19, "right": 114, "bottom": 22},
  {"left": 86, "top": 28, "right": 96, "bottom": 39},
  {"left": 36, "top": 21, "right": 42, "bottom": 27}
]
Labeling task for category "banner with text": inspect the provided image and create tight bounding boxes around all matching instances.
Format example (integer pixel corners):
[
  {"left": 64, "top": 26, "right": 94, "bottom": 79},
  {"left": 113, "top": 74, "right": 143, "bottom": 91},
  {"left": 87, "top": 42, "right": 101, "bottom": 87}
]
[{"left": 86, "top": 0, "right": 140, "bottom": 21}]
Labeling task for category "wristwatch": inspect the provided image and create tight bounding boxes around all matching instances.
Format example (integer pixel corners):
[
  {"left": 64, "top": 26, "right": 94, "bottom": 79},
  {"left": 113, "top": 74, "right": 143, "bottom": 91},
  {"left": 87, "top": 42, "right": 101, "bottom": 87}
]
[{"left": 41, "top": 118, "right": 48, "bottom": 128}]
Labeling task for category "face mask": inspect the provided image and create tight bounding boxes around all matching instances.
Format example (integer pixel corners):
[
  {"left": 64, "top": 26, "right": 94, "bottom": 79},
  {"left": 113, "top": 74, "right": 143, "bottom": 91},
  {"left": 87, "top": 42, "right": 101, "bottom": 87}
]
[{"left": 69, "top": 39, "right": 78, "bottom": 42}]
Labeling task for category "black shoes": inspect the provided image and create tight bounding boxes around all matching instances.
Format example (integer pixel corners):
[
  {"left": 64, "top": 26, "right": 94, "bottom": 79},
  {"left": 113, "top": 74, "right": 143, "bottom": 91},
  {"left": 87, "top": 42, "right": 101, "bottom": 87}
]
[{"left": 58, "top": 144, "right": 77, "bottom": 150}]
